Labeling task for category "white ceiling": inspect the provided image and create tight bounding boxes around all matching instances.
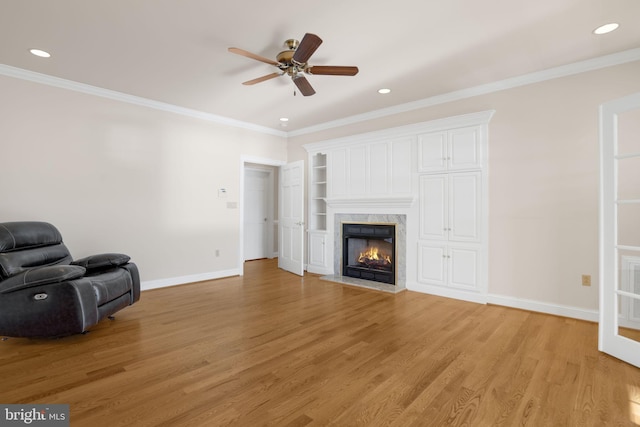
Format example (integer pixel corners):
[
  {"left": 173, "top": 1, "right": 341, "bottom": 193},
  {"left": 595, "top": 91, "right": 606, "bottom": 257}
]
[{"left": 1, "top": 0, "right": 639, "bottom": 133}]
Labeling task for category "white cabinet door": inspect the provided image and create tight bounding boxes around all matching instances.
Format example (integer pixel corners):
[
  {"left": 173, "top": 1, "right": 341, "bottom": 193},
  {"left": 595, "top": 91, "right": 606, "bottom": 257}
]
[
  {"left": 308, "top": 231, "right": 327, "bottom": 269},
  {"left": 418, "top": 127, "right": 481, "bottom": 172},
  {"left": 391, "top": 137, "right": 414, "bottom": 193},
  {"left": 419, "top": 175, "right": 447, "bottom": 241},
  {"left": 418, "top": 132, "right": 447, "bottom": 172},
  {"left": 349, "top": 146, "right": 367, "bottom": 195},
  {"left": 449, "top": 245, "right": 479, "bottom": 289},
  {"left": 420, "top": 172, "right": 480, "bottom": 243},
  {"left": 369, "top": 142, "right": 389, "bottom": 194},
  {"left": 418, "top": 242, "right": 447, "bottom": 286},
  {"left": 418, "top": 242, "right": 479, "bottom": 289},
  {"left": 449, "top": 127, "right": 481, "bottom": 171},
  {"left": 328, "top": 149, "right": 348, "bottom": 197},
  {"left": 418, "top": 171, "right": 482, "bottom": 292},
  {"left": 449, "top": 171, "right": 481, "bottom": 243}
]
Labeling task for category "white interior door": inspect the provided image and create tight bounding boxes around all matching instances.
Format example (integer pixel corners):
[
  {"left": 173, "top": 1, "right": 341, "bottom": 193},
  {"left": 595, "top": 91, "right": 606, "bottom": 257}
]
[
  {"left": 244, "top": 169, "right": 270, "bottom": 261},
  {"left": 599, "top": 91, "right": 640, "bottom": 367},
  {"left": 279, "top": 160, "right": 304, "bottom": 276}
]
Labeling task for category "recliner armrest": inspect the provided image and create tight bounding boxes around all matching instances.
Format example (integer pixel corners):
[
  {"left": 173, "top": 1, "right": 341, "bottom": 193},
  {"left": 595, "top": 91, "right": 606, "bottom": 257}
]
[
  {"left": 71, "top": 253, "right": 131, "bottom": 272},
  {"left": 0, "top": 265, "right": 86, "bottom": 294}
]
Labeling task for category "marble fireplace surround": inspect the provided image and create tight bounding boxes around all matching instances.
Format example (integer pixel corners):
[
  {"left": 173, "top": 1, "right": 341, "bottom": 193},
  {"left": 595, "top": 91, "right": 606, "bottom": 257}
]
[{"left": 321, "top": 213, "right": 407, "bottom": 293}]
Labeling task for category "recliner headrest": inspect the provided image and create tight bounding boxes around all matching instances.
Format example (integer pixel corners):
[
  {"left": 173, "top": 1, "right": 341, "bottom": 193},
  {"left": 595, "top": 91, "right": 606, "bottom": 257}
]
[{"left": 0, "top": 222, "right": 64, "bottom": 253}]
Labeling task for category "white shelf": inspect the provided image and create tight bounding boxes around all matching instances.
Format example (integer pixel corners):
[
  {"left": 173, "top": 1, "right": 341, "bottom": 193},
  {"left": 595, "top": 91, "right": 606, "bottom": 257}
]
[{"left": 309, "top": 152, "right": 328, "bottom": 231}]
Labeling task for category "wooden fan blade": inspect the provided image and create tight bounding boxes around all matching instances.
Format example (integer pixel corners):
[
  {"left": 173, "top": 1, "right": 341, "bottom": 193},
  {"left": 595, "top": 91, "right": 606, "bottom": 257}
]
[
  {"left": 292, "top": 33, "right": 322, "bottom": 64},
  {"left": 293, "top": 75, "right": 316, "bottom": 96},
  {"left": 307, "top": 66, "right": 359, "bottom": 76},
  {"left": 242, "top": 72, "right": 282, "bottom": 85},
  {"left": 228, "top": 47, "right": 280, "bottom": 66}
]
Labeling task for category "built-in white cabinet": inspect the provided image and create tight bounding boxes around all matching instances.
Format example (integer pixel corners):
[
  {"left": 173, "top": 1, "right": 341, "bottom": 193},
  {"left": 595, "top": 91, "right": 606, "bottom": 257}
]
[
  {"left": 419, "top": 172, "right": 481, "bottom": 243},
  {"left": 306, "top": 152, "right": 331, "bottom": 274},
  {"left": 328, "top": 138, "right": 413, "bottom": 199},
  {"left": 418, "top": 168, "right": 483, "bottom": 291},
  {"left": 418, "top": 126, "right": 481, "bottom": 172},
  {"left": 304, "top": 110, "right": 493, "bottom": 300},
  {"left": 308, "top": 230, "right": 329, "bottom": 272},
  {"left": 418, "top": 242, "right": 479, "bottom": 289}
]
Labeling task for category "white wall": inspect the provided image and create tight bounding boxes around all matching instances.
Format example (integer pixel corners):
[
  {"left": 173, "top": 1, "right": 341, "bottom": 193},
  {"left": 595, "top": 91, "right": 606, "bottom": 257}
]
[
  {"left": 288, "top": 60, "right": 640, "bottom": 314},
  {"left": 0, "top": 75, "right": 287, "bottom": 286}
]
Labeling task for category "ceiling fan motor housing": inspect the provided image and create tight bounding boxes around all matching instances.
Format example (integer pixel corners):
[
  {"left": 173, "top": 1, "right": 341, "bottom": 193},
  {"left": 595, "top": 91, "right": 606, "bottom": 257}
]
[{"left": 276, "top": 50, "right": 296, "bottom": 65}]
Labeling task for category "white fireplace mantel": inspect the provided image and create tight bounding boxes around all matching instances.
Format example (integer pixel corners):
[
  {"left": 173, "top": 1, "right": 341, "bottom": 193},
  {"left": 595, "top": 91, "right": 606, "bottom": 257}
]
[{"left": 325, "top": 196, "right": 415, "bottom": 209}]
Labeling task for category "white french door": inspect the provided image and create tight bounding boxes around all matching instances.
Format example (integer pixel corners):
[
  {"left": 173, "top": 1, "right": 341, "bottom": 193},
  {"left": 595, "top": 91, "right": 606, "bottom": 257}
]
[
  {"left": 278, "top": 160, "right": 305, "bottom": 276},
  {"left": 599, "top": 91, "right": 640, "bottom": 367}
]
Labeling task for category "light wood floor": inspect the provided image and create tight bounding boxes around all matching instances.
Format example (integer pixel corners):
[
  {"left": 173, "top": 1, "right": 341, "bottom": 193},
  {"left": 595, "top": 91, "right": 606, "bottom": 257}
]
[{"left": 2, "top": 258, "right": 640, "bottom": 426}]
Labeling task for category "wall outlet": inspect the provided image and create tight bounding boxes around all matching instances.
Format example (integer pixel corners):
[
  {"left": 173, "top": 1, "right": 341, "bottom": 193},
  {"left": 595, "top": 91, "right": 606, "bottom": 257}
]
[{"left": 582, "top": 274, "right": 591, "bottom": 287}]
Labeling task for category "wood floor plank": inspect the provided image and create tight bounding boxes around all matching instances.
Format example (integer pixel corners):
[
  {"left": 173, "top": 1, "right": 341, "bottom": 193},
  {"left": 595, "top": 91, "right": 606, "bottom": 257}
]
[{"left": 1, "top": 258, "right": 639, "bottom": 426}]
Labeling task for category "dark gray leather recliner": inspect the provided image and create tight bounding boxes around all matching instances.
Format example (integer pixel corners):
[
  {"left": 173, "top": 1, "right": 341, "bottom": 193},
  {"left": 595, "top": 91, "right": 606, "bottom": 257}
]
[{"left": 0, "top": 221, "right": 140, "bottom": 338}]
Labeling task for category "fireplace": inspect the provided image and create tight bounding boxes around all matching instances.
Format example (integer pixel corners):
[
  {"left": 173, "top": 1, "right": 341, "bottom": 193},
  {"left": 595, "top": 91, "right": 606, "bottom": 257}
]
[{"left": 342, "top": 223, "right": 395, "bottom": 285}]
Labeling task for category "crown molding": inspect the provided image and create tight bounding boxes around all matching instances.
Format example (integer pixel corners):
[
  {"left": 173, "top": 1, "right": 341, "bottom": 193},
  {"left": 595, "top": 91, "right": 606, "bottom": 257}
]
[
  {"left": 0, "top": 64, "right": 287, "bottom": 138},
  {"left": 303, "top": 109, "right": 494, "bottom": 153},
  {"left": 289, "top": 47, "right": 640, "bottom": 137},
  {"left": 2, "top": 47, "right": 639, "bottom": 140}
]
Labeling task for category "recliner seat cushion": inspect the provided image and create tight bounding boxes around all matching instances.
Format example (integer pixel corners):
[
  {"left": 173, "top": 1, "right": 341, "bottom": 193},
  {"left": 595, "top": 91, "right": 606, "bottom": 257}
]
[
  {"left": 0, "top": 265, "right": 86, "bottom": 294},
  {"left": 88, "top": 268, "right": 133, "bottom": 306}
]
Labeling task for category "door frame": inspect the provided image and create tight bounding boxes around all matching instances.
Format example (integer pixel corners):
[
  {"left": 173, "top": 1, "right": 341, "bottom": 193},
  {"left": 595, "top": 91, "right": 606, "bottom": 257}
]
[{"left": 239, "top": 156, "right": 286, "bottom": 275}]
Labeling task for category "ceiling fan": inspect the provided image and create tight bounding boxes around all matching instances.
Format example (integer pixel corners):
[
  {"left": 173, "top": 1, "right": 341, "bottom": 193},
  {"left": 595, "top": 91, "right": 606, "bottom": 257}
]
[{"left": 228, "top": 33, "right": 359, "bottom": 96}]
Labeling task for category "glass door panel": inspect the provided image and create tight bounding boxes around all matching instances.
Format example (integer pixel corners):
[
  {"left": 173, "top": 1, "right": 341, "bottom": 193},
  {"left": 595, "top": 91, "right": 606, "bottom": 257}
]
[
  {"left": 617, "top": 157, "right": 640, "bottom": 200},
  {"left": 617, "top": 203, "right": 640, "bottom": 248},
  {"left": 617, "top": 109, "right": 640, "bottom": 156}
]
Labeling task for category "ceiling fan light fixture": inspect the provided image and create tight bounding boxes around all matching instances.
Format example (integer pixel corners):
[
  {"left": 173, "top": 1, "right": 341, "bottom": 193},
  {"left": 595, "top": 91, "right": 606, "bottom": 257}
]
[
  {"left": 378, "top": 88, "right": 391, "bottom": 94},
  {"left": 29, "top": 48, "right": 51, "bottom": 58},
  {"left": 593, "top": 23, "right": 619, "bottom": 35}
]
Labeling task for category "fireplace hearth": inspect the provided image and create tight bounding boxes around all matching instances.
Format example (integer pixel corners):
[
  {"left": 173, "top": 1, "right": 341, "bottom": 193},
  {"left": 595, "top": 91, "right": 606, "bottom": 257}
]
[{"left": 342, "top": 223, "right": 395, "bottom": 285}]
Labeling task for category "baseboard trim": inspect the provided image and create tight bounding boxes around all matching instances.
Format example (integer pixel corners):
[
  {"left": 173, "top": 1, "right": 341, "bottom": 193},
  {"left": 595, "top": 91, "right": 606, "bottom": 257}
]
[
  {"left": 141, "top": 268, "right": 241, "bottom": 291},
  {"left": 407, "top": 282, "right": 599, "bottom": 321},
  {"left": 486, "top": 294, "right": 599, "bottom": 322},
  {"left": 408, "top": 282, "right": 488, "bottom": 305}
]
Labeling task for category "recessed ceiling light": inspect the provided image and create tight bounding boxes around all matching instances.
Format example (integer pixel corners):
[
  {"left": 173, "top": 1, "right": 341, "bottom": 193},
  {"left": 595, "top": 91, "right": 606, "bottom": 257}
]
[
  {"left": 279, "top": 117, "right": 289, "bottom": 122},
  {"left": 29, "top": 49, "right": 51, "bottom": 58},
  {"left": 593, "top": 23, "right": 619, "bottom": 35},
  {"left": 378, "top": 88, "right": 391, "bottom": 94}
]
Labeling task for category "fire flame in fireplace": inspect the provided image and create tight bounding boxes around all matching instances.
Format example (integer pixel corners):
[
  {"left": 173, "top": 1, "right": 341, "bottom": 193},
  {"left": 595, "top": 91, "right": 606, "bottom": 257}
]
[{"left": 358, "top": 246, "right": 391, "bottom": 266}]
